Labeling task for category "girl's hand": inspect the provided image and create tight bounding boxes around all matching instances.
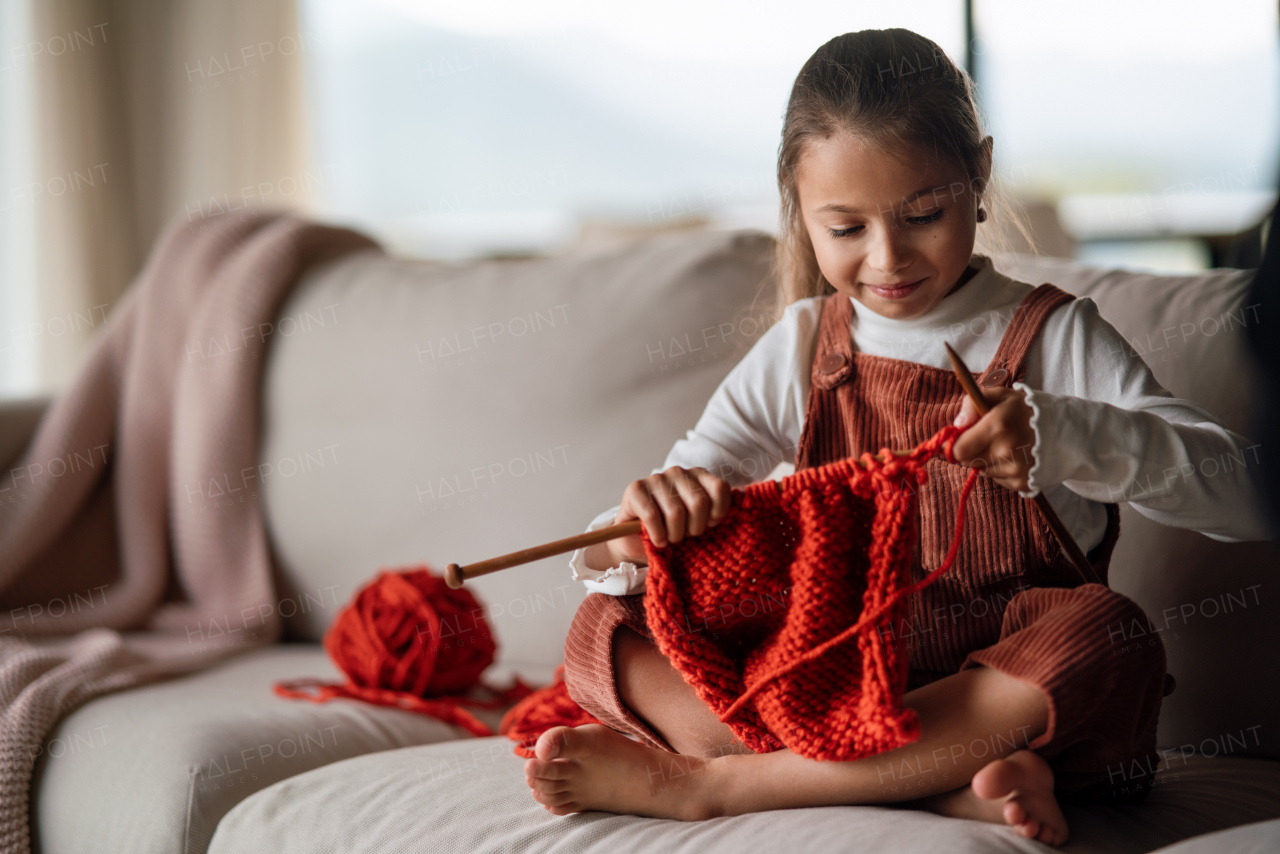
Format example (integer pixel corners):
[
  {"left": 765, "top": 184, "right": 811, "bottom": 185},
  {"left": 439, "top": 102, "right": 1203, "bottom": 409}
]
[
  {"left": 951, "top": 387, "right": 1037, "bottom": 493},
  {"left": 603, "top": 466, "right": 733, "bottom": 566}
]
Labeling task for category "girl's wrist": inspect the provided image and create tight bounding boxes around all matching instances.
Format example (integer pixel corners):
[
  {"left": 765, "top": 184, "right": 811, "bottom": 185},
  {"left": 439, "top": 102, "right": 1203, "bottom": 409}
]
[
  {"left": 583, "top": 542, "right": 612, "bottom": 571},
  {"left": 606, "top": 538, "right": 645, "bottom": 568},
  {"left": 583, "top": 540, "right": 644, "bottom": 571}
]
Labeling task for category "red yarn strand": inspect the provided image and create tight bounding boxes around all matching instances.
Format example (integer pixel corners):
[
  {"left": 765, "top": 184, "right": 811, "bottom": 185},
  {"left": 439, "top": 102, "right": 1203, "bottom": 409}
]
[
  {"left": 498, "top": 665, "right": 604, "bottom": 758},
  {"left": 273, "top": 566, "right": 530, "bottom": 737}
]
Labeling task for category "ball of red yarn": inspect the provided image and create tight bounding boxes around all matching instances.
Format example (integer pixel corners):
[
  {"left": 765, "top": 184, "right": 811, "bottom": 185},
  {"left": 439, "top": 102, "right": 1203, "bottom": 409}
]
[{"left": 324, "top": 566, "right": 495, "bottom": 697}]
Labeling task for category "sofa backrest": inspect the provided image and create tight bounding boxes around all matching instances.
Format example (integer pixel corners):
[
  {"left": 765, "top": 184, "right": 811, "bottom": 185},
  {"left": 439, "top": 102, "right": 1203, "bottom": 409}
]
[
  {"left": 992, "top": 253, "right": 1278, "bottom": 760},
  {"left": 261, "top": 231, "right": 1278, "bottom": 759},
  {"left": 259, "top": 230, "right": 775, "bottom": 682}
]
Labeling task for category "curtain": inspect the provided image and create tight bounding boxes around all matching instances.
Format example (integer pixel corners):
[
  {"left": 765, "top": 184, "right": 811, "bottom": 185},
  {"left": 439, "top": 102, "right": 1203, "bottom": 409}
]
[{"left": 26, "top": 0, "right": 311, "bottom": 393}]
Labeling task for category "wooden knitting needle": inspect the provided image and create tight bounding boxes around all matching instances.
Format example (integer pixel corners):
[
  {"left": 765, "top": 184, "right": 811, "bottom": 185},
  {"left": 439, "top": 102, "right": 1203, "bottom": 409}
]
[
  {"left": 446, "top": 521, "right": 642, "bottom": 589},
  {"left": 449, "top": 350, "right": 1104, "bottom": 591},
  {"left": 443, "top": 445, "right": 928, "bottom": 588},
  {"left": 944, "top": 342, "right": 1096, "bottom": 585},
  {"left": 445, "top": 364, "right": 1097, "bottom": 591}
]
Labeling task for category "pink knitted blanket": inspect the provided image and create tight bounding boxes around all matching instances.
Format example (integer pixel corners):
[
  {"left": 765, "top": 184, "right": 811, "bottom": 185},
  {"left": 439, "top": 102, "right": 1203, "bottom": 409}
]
[{"left": 0, "top": 211, "right": 377, "bottom": 854}]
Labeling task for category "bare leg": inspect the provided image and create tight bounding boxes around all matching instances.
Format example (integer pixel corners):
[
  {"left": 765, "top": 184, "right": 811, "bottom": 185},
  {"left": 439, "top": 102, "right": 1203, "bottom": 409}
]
[
  {"left": 526, "top": 633, "right": 1068, "bottom": 845},
  {"left": 612, "top": 626, "right": 752, "bottom": 758}
]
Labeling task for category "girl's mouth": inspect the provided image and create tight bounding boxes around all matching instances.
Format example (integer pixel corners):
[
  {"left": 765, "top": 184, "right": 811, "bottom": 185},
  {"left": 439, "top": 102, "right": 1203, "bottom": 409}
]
[{"left": 865, "top": 277, "right": 926, "bottom": 300}]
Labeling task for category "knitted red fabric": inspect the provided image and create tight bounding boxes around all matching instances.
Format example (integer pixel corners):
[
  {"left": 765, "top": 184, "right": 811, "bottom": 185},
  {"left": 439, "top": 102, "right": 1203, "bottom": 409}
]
[
  {"left": 275, "top": 566, "right": 531, "bottom": 736},
  {"left": 641, "top": 424, "right": 977, "bottom": 761},
  {"left": 500, "top": 424, "right": 979, "bottom": 759},
  {"left": 499, "top": 665, "right": 604, "bottom": 758}
]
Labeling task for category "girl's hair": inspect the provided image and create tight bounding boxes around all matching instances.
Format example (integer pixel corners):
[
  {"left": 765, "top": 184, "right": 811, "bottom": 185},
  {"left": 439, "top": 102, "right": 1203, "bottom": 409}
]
[{"left": 770, "top": 28, "right": 1031, "bottom": 318}]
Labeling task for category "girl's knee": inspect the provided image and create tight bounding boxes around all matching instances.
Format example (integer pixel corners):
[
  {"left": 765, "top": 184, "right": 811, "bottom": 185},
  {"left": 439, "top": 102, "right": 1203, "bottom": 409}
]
[
  {"left": 1009, "top": 583, "right": 1150, "bottom": 629},
  {"left": 613, "top": 626, "right": 681, "bottom": 710}
]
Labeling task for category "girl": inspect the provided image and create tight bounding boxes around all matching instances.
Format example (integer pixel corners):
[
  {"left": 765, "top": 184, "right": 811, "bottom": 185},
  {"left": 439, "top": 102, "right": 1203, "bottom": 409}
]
[{"left": 524, "top": 29, "right": 1269, "bottom": 846}]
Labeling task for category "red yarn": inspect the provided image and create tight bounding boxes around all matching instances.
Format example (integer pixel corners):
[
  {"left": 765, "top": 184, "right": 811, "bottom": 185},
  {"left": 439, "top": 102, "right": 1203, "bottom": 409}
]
[
  {"left": 500, "top": 424, "right": 980, "bottom": 760},
  {"left": 499, "top": 665, "right": 603, "bottom": 758},
  {"left": 275, "top": 566, "right": 532, "bottom": 737},
  {"left": 641, "top": 424, "right": 978, "bottom": 761}
]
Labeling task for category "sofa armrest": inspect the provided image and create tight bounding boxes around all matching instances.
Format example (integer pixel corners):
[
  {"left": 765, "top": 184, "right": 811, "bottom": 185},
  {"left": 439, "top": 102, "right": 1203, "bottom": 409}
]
[{"left": 0, "top": 396, "right": 52, "bottom": 472}]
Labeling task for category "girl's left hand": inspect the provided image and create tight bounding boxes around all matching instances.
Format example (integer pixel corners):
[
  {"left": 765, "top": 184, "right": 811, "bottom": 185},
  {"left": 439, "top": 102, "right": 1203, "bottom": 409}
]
[{"left": 951, "top": 387, "right": 1037, "bottom": 493}]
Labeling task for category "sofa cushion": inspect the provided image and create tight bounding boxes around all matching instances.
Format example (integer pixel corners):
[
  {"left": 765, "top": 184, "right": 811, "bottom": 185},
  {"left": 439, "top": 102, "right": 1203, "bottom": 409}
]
[
  {"left": 257, "top": 230, "right": 1278, "bottom": 763},
  {"left": 31, "top": 645, "right": 490, "bottom": 854},
  {"left": 258, "top": 230, "right": 775, "bottom": 675},
  {"left": 1148, "top": 818, "right": 1280, "bottom": 853},
  {"left": 207, "top": 736, "right": 1280, "bottom": 854},
  {"left": 991, "top": 254, "right": 1278, "bottom": 760}
]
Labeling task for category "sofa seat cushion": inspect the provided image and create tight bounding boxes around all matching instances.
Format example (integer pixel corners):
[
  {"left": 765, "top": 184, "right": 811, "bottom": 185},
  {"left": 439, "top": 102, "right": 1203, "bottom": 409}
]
[
  {"left": 32, "top": 644, "right": 500, "bottom": 854},
  {"left": 1149, "top": 818, "right": 1280, "bottom": 853},
  {"left": 208, "top": 736, "right": 1280, "bottom": 854}
]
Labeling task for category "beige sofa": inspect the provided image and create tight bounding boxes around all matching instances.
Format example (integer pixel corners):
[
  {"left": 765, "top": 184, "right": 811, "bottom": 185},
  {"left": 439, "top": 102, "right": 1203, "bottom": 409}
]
[{"left": 9, "top": 229, "right": 1279, "bottom": 853}]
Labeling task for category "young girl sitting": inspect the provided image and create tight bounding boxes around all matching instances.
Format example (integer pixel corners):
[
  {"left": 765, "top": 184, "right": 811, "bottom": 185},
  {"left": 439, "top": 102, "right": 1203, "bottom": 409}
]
[{"left": 523, "top": 29, "right": 1269, "bottom": 847}]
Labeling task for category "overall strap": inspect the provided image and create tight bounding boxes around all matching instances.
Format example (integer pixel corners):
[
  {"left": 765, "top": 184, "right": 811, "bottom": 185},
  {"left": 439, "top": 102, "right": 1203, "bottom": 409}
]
[
  {"left": 977, "top": 282, "right": 1119, "bottom": 580},
  {"left": 978, "top": 283, "right": 1075, "bottom": 389},
  {"left": 810, "top": 291, "right": 855, "bottom": 391}
]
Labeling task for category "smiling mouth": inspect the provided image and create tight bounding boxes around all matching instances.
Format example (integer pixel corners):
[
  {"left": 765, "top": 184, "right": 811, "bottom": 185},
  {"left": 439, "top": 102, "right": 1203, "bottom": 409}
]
[{"left": 864, "top": 277, "right": 926, "bottom": 300}]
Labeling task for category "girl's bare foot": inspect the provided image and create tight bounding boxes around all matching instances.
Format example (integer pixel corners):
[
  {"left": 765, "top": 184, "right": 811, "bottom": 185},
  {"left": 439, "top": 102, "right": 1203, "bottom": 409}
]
[
  {"left": 524, "top": 724, "right": 716, "bottom": 820},
  {"left": 937, "top": 749, "right": 1066, "bottom": 846}
]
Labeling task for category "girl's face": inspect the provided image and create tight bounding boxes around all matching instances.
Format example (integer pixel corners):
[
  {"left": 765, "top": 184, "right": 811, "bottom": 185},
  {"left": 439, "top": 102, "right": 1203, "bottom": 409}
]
[{"left": 797, "top": 131, "right": 989, "bottom": 319}]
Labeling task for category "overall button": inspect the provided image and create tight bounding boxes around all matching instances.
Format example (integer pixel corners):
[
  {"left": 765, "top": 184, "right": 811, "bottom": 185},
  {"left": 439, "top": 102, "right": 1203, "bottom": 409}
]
[
  {"left": 982, "top": 368, "right": 1010, "bottom": 388},
  {"left": 817, "top": 352, "right": 847, "bottom": 374}
]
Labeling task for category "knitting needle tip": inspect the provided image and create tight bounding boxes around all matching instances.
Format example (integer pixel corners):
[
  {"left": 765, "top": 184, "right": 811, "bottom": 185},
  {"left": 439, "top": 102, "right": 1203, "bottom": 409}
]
[
  {"left": 445, "top": 563, "right": 465, "bottom": 588},
  {"left": 944, "top": 342, "right": 991, "bottom": 417}
]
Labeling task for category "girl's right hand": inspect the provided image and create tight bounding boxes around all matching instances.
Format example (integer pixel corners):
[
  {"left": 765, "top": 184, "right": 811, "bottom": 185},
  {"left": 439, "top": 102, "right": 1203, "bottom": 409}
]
[{"left": 605, "top": 466, "right": 733, "bottom": 566}]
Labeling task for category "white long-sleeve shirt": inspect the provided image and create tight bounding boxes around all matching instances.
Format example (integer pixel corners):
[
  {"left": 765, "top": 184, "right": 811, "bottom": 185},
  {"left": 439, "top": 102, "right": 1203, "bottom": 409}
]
[{"left": 572, "top": 254, "right": 1271, "bottom": 596}]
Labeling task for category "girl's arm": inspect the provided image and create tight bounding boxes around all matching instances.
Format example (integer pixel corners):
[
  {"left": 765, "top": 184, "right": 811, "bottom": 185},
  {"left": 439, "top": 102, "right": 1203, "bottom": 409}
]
[
  {"left": 1016, "top": 297, "right": 1272, "bottom": 542},
  {"left": 569, "top": 299, "right": 819, "bottom": 595}
]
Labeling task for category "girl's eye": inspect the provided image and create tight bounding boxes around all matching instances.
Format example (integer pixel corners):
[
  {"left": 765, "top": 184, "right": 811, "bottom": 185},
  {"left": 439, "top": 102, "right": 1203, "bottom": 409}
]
[
  {"left": 827, "top": 225, "right": 863, "bottom": 239},
  {"left": 906, "top": 209, "right": 945, "bottom": 225}
]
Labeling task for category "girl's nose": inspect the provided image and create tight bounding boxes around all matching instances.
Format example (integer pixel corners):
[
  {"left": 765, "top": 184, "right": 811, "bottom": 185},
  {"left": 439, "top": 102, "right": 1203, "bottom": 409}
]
[{"left": 868, "top": 225, "right": 910, "bottom": 274}]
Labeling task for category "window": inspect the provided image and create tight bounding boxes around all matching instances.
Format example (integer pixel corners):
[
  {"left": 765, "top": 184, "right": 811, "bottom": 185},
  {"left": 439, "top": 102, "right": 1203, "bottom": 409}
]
[
  {"left": 299, "top": 0, "right": 1277, "bottom": 272},
  {"left": 973, "top": 0, "right": 1277, "bottom": 270},
  {"left": 3, "top": 2, "right": 1275, "bottom": 398},
  {"left": 297, "top": 0, "right": 965, "bottom": 258}
]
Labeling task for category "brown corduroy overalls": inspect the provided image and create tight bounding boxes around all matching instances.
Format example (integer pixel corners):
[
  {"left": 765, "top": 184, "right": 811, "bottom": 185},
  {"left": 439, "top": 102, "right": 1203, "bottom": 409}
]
[{"left": 563, "top": 284, "right": 1167, "bottom": 804}]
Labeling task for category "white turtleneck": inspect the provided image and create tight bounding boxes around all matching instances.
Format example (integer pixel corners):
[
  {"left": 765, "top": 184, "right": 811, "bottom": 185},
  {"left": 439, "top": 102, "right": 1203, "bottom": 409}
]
[{"left": 571, "top": 254, "right": 1271, "bottom": 596}]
